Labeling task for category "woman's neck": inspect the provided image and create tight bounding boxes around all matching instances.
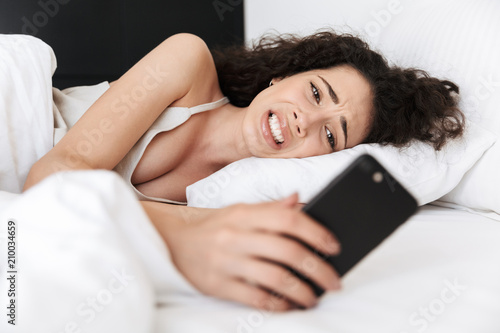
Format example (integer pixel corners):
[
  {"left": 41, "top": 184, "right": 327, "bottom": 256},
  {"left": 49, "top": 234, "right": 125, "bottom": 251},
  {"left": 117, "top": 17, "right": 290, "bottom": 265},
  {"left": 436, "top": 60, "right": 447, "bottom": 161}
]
[{"left": 196, "top": 103, "right": 251, "bottom": 170}]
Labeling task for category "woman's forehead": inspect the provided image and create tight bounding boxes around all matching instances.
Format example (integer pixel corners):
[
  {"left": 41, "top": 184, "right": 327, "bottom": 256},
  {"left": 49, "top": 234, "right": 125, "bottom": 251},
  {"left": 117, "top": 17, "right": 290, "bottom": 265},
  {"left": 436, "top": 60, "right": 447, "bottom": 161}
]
[{"left": 317, "top": 66, "right": 373, "bottom": 103}]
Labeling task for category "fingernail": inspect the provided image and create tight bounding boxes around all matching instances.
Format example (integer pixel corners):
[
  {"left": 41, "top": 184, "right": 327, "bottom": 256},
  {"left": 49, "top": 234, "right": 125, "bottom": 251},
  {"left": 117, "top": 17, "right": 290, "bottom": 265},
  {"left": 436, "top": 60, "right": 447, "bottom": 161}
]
[
  {"left": 326, "top": 242, "right": 341, "bottom": 255},
  {"left": 296, "top": 304, "right": 308, "bottom": 311},
  {"left": 310, "top": 298, "right": 319, "bottom": 308},
  {"left": 323, "top": 235, "right": 341, "bottom": 254},
  {"left": 332, "top": 242, "right": 341, "bottom": 254},
  {"left": 329, "top": 278, "right": 341, "bottom": 291}
]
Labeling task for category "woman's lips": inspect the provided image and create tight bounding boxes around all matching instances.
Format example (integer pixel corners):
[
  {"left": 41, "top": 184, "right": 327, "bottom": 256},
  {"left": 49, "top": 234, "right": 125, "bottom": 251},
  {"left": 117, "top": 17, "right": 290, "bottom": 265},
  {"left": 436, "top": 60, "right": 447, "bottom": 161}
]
[
  {"left": 261, "top": 111, "right": 281, "bottom": 149},
  {"left": 269, "top": 113, "right": 284, "bottom": 143},
  {"left": 261, "top": 110, "right": 290, "bottom": 150}
]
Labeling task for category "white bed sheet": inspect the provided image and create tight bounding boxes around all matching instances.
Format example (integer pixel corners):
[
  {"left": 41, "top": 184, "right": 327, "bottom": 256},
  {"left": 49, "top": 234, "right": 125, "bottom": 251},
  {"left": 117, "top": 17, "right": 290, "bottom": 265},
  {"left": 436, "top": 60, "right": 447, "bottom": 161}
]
[{"left": 155, "top": 206, "right": 500, "bottom": 333}]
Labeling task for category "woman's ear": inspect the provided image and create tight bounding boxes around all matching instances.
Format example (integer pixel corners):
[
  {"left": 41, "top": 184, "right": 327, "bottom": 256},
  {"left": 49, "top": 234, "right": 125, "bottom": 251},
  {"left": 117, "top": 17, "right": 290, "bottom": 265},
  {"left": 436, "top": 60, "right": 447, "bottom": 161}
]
[{"left": 269, "top": 77, "right": 283, "bottom": 86}]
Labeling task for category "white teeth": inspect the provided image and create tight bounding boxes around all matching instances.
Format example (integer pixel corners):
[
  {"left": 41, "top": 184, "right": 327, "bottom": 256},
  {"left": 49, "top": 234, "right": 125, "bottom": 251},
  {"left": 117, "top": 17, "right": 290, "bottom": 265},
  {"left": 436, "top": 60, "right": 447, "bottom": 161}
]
[{"left": 268, "top": 113, "right": 284, "bottom": 144}]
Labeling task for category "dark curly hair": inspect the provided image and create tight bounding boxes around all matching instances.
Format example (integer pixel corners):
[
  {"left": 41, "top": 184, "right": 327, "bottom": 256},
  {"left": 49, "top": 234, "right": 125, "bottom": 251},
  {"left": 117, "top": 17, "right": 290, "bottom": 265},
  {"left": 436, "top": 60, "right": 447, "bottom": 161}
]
[{"left": 212, "top": 30, "right": 465, "bottom": 150}]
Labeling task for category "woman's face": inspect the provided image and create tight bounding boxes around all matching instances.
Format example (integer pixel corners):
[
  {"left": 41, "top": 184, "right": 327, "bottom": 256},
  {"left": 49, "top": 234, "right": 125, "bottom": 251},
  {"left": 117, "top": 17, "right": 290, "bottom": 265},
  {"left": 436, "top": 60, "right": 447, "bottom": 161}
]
[{"left": 241, "top": 65, "right": 373, "bottom": 158}]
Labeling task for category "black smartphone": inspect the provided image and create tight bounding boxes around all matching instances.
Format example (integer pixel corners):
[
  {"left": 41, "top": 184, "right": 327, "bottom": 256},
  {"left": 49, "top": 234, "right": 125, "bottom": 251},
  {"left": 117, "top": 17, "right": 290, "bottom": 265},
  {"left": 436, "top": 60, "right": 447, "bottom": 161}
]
[{"left": 299, "top": 154, "right": 418, "bottom": 296}]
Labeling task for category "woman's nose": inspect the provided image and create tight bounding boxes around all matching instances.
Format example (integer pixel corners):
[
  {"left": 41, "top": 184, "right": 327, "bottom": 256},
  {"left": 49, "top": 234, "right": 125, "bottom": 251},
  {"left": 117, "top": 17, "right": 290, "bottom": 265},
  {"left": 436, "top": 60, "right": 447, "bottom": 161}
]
[{"left": 293, "top": 109, "right": 319, "bottom": 137}]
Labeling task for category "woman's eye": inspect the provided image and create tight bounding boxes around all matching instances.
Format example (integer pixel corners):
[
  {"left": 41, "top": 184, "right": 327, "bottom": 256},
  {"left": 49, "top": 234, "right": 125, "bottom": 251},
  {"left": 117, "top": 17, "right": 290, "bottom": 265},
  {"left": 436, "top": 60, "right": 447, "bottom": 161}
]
[
  {"left": 326, "top": 127, "right": 335, "bottom": 151},
  {"left": 310, "top": 82, "right": 321, "bottom": 103}
]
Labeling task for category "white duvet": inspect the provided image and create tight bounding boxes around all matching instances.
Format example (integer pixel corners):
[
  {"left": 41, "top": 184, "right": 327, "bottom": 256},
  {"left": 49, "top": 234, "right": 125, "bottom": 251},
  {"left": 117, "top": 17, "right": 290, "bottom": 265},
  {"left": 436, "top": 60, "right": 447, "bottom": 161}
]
[
  {"left": 0, "top": 34, "right": 55, "bottom": 194},
  {"left": 0, "top": 171, "right": 198, "bottom": 333},
  {"left": 1, "top": 170, "right": 500, "bottom": 333}
]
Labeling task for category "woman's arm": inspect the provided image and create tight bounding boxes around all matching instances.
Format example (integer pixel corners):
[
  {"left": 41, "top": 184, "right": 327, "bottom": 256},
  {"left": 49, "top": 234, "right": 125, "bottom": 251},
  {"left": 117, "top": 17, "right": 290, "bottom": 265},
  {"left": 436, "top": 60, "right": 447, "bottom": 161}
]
[
  {"left": 141, "top": 194, "right": 342, "bottom": 311},
  {"left": 24, "top": 33, "right": 216, "bottom": 191}
]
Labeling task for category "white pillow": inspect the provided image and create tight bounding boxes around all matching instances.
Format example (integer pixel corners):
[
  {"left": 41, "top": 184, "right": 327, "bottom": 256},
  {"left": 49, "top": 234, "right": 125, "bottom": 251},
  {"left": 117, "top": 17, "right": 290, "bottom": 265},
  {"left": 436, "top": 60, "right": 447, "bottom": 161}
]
[
  {"left": 374, "top": 0, "right": 500, "bottom": 218},
  {"left": 186, "top": 120, "right": 494, "bottom": 208}
]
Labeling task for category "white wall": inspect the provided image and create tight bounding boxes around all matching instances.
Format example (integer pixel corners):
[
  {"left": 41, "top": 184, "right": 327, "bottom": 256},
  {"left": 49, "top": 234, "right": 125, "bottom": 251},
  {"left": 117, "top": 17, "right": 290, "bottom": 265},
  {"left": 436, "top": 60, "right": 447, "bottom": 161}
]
[{"left": 244, "top": 0, "right": 408, "bottom": 45}]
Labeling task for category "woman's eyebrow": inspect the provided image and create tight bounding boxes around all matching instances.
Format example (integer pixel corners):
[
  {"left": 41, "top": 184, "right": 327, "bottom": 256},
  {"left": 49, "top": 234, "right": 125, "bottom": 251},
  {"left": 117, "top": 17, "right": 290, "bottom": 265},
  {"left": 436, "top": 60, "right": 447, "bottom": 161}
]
[
  {"left": 318, "top": 75, "right": 339, "bottom": 104},
  {"left": 318, "top": 75, "right": 347, "bottom": 147},
  {"left": 340, "top": 115, "right": 348, "bottom": 149}
]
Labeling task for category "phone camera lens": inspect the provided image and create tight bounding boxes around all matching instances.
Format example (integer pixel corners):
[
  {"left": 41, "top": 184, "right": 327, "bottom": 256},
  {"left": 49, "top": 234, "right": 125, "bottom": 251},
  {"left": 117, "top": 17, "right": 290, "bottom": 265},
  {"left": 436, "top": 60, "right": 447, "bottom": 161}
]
[{"left": 372, "top": 172, "right": 383, "bottom": 183}]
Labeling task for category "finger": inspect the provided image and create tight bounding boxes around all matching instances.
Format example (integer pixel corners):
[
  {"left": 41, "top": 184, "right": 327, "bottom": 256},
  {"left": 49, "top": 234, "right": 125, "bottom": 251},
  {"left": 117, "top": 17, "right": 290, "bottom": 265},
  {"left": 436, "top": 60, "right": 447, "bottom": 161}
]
[
  {"left": 212, "top": 278, "right": 294, "bottom": 312},
  {"left": 240, "top": 206, "right": 341, "bottom": 256},
  {"left": 230, "top": 257, "right": 319, "bottom": 308},
  {"left": 228, "top": 231, "right": 340, "bottom": 292},
  {"left": 283, "top": 212, "right": 342, "bottom": 256},
  {"left": 294, "top": 203, "right": 306, "bottom": 211},
  {"left": 278, "top": 192, "right": 299, "bottom": 208}
]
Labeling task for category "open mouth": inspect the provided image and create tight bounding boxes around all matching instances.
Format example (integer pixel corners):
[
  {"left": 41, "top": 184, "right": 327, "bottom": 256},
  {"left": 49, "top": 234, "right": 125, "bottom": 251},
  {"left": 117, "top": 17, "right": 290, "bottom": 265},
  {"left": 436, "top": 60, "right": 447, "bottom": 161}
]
[{"left": 268, "top": 112, "right": 284, "bottom": 144}]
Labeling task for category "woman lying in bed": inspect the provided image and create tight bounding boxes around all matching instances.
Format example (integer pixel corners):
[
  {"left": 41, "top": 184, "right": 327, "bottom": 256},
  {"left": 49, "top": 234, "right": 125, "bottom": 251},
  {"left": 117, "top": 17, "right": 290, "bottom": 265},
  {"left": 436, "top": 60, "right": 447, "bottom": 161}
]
[{"left": 23, "top": 31, "right": 464, "bottom": 311}]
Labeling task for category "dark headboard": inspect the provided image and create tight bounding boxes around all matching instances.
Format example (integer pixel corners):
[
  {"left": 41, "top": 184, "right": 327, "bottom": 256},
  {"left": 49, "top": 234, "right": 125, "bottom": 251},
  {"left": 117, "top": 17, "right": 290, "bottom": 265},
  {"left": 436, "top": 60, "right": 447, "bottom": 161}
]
[{"left": 0, "top": 0, "right": 244, "bottom": 89}]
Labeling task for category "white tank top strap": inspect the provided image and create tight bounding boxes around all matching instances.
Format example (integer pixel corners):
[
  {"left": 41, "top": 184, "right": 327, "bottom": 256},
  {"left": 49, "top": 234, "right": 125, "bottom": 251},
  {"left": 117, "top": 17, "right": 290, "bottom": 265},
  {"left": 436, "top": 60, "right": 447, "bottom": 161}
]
[
  {"left": 188, "top": 97, "right": 229, "bottom": 115},
  {"left": 114, "top": 95, "right": 230, "bottom": 205}
]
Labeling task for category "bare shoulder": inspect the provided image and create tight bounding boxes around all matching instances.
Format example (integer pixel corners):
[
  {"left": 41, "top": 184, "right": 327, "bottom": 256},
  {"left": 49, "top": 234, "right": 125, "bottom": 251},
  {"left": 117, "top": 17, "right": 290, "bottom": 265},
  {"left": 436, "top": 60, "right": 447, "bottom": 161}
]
[
  {"left": 164, "top": 33, "right": 224, "bottom": 107},
  {"left": 109, "top": 33, "right": 219, "bottom": 97},
  {"left": 157, "top": 33, "right": 212, "bottom": 67},
  {"left": 106, "top": 33, "right": 222, "bottom": 106},
  {"left": 138, "top": 33, "right": 218, "bottom": 96}
]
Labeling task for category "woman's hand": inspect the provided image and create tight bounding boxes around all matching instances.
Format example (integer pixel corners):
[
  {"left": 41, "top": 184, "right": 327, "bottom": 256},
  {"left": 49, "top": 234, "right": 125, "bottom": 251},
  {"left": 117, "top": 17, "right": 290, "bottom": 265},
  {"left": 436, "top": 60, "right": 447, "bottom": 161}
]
[{"left": 146, "top": 194, "right": 341, "bottom": 312}]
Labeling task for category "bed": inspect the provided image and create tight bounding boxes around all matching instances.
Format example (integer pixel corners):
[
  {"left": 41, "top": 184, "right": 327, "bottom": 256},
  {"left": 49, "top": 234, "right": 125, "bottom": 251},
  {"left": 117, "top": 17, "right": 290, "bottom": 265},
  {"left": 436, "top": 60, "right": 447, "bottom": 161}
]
[{"left": 1, "top": 1, "right": 500, "bottom": 332}]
